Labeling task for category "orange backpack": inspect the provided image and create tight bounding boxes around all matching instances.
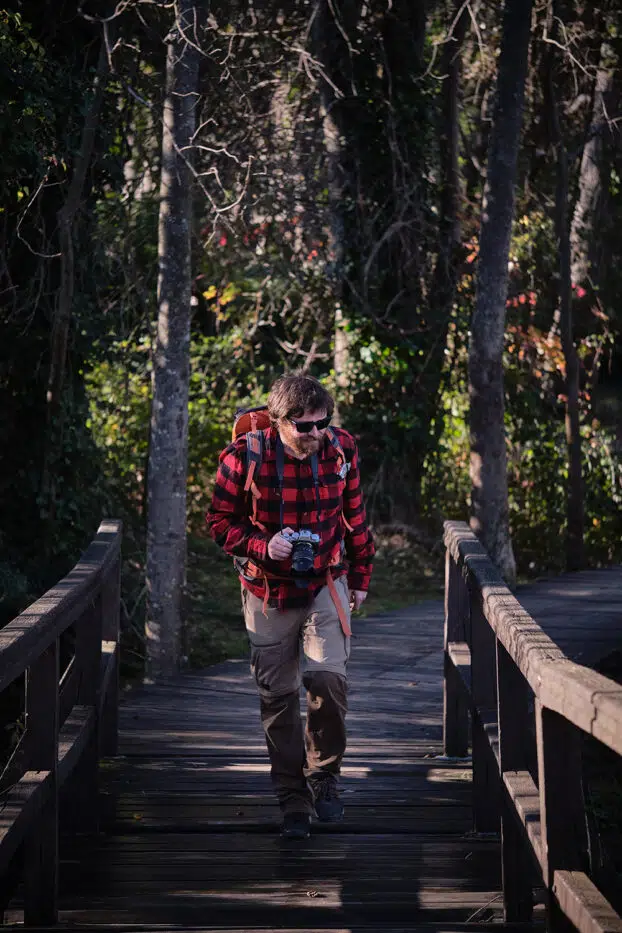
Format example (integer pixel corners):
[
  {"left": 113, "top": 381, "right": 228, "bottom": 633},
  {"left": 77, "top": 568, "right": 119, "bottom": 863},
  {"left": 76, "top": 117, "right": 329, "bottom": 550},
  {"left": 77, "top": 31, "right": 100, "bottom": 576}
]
[{"left": 231, "top": 405, "right": 351, "bottom": 530}]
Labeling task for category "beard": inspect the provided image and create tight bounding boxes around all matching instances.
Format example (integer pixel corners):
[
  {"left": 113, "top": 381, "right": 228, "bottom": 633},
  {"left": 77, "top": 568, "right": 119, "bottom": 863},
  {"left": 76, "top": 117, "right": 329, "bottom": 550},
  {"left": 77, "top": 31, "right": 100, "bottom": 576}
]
[{"left": 289, "top": 434, "right": 321, "bottom": 457}]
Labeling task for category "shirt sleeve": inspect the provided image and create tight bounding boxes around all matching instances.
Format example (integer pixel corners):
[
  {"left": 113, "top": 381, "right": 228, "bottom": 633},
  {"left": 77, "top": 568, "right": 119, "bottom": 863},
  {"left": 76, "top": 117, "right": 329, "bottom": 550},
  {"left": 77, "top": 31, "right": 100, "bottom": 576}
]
[
  {"left": 342, "top": 440, "right": 375, "bottom": 591},
  {"left": 205, "top": 440, "right": 269, "bottom": 562}
]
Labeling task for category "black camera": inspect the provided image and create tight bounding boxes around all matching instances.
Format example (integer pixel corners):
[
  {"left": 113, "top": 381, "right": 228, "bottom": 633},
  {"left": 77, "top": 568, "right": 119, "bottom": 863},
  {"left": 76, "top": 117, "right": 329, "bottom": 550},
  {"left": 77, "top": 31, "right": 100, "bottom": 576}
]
[{"left": 282, "top": 530, "right": 320, "bottom": 575}]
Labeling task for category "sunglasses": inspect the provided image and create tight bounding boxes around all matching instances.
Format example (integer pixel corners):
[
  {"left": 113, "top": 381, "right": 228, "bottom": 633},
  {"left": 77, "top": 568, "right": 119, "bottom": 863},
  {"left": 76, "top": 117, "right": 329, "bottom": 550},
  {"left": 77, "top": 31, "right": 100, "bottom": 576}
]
[{"left": 288, "top": 415, "right": 331, "bottom": 433}]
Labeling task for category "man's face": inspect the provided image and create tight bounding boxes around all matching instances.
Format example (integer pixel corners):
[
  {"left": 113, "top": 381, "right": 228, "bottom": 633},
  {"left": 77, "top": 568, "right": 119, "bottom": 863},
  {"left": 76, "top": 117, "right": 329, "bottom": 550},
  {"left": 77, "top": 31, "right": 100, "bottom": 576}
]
[{"left": 277, "top": 407, "right": 330, "bottom": 458}]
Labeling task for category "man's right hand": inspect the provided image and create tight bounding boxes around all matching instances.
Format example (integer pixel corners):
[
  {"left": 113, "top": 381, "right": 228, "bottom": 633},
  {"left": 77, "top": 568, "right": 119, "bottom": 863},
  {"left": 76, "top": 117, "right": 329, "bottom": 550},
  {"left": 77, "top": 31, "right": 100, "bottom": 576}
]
[{"left": 267, "top": 527, "right": 295, "bottom": 561}]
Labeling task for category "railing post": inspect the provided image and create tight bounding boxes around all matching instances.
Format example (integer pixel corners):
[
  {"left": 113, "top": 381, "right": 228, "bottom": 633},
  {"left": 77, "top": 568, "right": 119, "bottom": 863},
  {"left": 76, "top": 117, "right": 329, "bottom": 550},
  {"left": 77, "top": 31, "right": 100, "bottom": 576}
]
[
  {"left": 536, "top": 699, "right": 589, "bottom": 932},
  {"left": 497, "top": 639, "right": 534, "bottom": 921},
  {"left": 443, "top": 550, "right": 470, "bottom": 757},
  {"left": 24, "top": 640, "right": 59, "bottom": 926},
  {"left": 72, "top": 591, "right": 103, "bottom": 834},
  {"left": 100, "top": 556, "right": 121, "bottom": 756},
  {"left": 470, "top": 590, "right": 500, "bottom": 834}
]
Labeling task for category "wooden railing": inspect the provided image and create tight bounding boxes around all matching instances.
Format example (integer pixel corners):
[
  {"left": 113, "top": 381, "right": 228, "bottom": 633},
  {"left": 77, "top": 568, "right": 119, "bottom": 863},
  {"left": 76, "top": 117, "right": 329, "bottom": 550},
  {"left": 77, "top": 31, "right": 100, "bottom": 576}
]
[
  {"left": 443, "top": 520, "right": 622, "bottom": 932},
  {"left": 0, "top": 520, "right": 122, "bottom": 926}
]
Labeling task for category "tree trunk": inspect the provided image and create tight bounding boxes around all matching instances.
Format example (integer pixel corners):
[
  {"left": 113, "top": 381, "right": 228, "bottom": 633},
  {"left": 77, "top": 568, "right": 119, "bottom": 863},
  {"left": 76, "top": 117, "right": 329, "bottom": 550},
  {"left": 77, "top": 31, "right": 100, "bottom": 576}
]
[
  {"left": 311, "top": 0, "right": 360, "bottom": 425},
  {"left": 437, "top": 2, "right": 468, "bottom": 264},
  {"left": 323, "top": 84, "right": 349, "bottom": 423},
  {"left": 468, "top": 0, "right": 533, "bottom": 585},
  {"left": 570, "top": 39, "right": 615, "bottom": 292},
  {"left": 40, "top": 40, "right": 108, "bottom": 521},
  {"left": 431, "top": 0, "right": 468, "bottom": 366},
  {"left": 547, "top": 2, "right": 584, "bottom": 570},
  {"left": 145, "top": 1, "right": 201, "bottom": 681}
]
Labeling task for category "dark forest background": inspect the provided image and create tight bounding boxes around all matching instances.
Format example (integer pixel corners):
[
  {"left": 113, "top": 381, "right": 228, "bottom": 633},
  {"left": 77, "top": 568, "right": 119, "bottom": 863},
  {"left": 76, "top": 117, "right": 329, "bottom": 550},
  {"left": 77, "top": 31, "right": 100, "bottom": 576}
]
[{"left": 1, "top": 0, "right": 621, "bottom": 672}]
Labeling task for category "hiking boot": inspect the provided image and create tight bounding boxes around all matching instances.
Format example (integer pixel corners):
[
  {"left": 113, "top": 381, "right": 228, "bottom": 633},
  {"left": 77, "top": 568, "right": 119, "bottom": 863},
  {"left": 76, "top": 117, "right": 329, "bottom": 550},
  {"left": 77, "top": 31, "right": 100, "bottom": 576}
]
[
  {"left": 281, "top": 811, "right": 311, "bottom": 840},
  {"left": 310, "top": 776, "right": 344, "bottom": 822}
]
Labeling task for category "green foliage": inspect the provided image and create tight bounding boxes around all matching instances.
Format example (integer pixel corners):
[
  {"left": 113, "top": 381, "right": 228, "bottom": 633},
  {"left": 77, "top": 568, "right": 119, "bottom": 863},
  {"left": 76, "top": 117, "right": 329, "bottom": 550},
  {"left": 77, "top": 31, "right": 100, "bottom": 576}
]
[
  {"left": 0, "top": 10, "right": 54, "bottom": 194},
  {"left": 84, "top": 329, "right": 270, "bottom": 526},
  {"left": 2, "top": 0, "right": 622, "bottom": 694},
  {"left": 422, "top": 319, "right": 622, "bottom": 577}
]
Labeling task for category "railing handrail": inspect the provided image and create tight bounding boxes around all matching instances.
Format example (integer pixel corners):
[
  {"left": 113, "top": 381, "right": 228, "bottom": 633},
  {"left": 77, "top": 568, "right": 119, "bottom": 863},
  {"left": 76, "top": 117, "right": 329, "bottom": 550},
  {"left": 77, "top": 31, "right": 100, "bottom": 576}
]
[
  {"left": 444, "top": 520, "right": 622, "bottom": 757},
  {"left": 0, "top": 518, "right": 122, "bottom": 926},
  {"left": 443, "top": 519, "right": 622, "bottom": 932},
  {"left": 0, "top": 520, "right": 122, "bottom": 694}
]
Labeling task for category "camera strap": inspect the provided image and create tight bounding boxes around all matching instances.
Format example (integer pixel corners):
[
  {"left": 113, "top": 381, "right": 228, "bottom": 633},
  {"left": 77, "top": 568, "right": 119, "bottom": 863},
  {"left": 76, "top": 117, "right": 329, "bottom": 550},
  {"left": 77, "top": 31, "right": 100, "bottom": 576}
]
[{"left": 275, "top": 434, "right": 321, "bottom": 531}]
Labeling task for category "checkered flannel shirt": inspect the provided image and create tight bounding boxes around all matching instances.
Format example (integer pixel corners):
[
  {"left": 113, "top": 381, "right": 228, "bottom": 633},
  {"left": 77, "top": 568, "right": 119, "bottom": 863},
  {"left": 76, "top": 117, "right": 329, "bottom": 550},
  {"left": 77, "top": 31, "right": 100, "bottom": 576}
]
[{"left": 206, "top": 425, "right": 375, "bottom": 611}]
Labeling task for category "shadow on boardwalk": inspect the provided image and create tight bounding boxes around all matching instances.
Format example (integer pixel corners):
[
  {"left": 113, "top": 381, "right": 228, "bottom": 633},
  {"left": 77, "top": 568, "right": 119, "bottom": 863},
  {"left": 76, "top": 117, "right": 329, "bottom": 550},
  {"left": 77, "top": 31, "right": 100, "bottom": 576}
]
[
  {"left": 41, "top": 600, "right": 504, "bottom": 930},
  {"left": 8, "top": 569, "right": 620, "bottom": 929}
]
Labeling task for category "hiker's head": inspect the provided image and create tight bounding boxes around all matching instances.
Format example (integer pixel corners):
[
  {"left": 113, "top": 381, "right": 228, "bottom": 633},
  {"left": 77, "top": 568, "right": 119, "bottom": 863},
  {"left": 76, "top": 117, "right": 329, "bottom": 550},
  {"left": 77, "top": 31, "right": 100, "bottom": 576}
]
[{"left": 268, "top": 372, "right": 334, "bottom": 457}]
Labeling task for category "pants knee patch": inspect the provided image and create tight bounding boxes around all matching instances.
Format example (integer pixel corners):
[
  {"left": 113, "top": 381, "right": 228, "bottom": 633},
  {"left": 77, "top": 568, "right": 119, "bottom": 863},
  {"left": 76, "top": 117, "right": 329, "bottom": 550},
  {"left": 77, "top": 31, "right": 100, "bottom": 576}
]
[
  {"left": 251, "top": 643, "right": 300, "bottom": 697},
  {"left": 303, "top": 669, "right": 347, "bottom": 696}
]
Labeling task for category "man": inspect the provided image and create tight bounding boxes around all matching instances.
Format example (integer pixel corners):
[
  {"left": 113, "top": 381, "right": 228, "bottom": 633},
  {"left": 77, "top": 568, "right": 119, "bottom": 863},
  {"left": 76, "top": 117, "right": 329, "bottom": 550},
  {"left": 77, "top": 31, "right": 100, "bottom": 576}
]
[{"left": 206, "top": 372, "right": 374, "bottom": 839}]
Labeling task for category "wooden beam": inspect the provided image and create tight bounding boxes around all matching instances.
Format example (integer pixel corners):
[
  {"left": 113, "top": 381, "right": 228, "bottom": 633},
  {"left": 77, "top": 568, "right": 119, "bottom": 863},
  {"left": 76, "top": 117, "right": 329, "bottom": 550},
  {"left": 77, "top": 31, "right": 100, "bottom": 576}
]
[
  {"left": 0, "top": 771, "right": 51, "bottom": 873},
  {"left": 100, "top": 552, "right": 121, "bottom": 756},
  {"left": 57, "top": 706, "right": 96, "bottom": 787},
  {"left": 444, "top": 554, "right": 471, "bottom": 757},
  {"left": 447, "top": 641, "right": 472, "bottom": 694},
  {"left": 553, "top": 870, "right": 622, "bottom": 933},
  {"left": 443, "top": 522, "right": 622, "bottom": 757},
  {"left": 24, "top": 641, "right": 59, "bottom": 926},
  {"left": 503, "top": 770, "right": 543, "bottom": 869},
  {"left": 0, "top": 521, "right": 121, "bottom": 694}
]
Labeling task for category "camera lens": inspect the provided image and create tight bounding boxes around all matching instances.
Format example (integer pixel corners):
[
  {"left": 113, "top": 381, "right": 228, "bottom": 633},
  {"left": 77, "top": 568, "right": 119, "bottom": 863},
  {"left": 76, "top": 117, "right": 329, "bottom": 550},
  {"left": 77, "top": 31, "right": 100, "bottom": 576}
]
[{"left": 291, "top": 540, "right": 315, "bottom": 574}]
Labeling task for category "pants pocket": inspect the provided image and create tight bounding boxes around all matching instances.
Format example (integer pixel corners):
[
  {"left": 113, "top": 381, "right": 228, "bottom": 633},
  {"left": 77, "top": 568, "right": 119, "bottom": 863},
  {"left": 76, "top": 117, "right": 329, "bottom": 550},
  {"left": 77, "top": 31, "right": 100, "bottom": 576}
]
[{"left": 250, "top": 642, "right": 283, "bottom": 696}]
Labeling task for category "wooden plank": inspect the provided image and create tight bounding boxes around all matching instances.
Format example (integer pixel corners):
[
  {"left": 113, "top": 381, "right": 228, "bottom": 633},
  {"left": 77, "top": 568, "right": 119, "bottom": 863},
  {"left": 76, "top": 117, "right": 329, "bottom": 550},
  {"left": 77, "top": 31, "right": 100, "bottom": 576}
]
[
  {"left": 57, "top": 706, "right": 96, "bottom": 786},
  {"left": 447, "top": 641, "right": 471, "bottom": 694},
  {"left": 503, "top": 770, "right": 542, "bottom": 869},
  {"left": 23, "top": 640, "right": 59, "bottom": 926},
  {"left": 444, "top": 522, "right": 622, "bottom": 756},
  {"left": 100, "top": 551, "right": 121, "bottom": 756},
  {"left": 497, "top": 640, "right": 535, "bottom": 921},
  {"left": 443, "top": 554, "right": 470, "bottom": 757},
  {"left": 0, "top": 925, "right": 546, "bottom": 933},
  {"left": 99, "top": 642, "right": 117, "bottom": 714},
  {"left": 24, "top": 538, "right": 622, "bottom": 932},
  {"left": 5, "top": 894, "right": 508, "bottom": 927},
  {"left": 0, "top": 521, "right": 121, "bottom": 693},
  {"left": 71, "top": 594, "right": 102, "bottom": 833},
  {"left": 100, "top": 808, "right": 472, "bottom": 835},
  {"left": 470, "top": 591, "right": 499, "bottom": 835},
  {"left": 0, "top": 771, "right": 52, "bottom": 872},
  {"left": 538, "top": 660, "right": 622, "bottom": 758},
  {"left": 536, "top": 701, "right": 589, "bottom": 889},
  {"left": 553, "top": 870, "right": 622, "bottom": 933}
]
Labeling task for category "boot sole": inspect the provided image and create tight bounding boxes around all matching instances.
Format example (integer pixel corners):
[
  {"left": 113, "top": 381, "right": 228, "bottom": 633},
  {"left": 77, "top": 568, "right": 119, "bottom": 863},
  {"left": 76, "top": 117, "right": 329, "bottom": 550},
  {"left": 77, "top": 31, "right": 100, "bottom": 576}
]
[{"left": 280, "top": 828, "right": 311, "bottom": 839}]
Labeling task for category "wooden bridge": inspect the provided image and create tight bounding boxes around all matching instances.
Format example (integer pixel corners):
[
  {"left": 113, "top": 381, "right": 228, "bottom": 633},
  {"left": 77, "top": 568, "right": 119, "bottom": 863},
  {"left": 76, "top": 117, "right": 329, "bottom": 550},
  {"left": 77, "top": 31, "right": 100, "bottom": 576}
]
[{"left": 1, "top": 519, "right": 622, "bottom": 932}]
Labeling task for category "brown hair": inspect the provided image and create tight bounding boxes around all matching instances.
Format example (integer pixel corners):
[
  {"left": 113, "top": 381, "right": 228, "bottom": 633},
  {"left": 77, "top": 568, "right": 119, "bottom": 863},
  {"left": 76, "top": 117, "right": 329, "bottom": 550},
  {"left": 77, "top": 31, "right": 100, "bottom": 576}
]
[{"left": 267, "top": 371, "right": 335, "bottom": 422}]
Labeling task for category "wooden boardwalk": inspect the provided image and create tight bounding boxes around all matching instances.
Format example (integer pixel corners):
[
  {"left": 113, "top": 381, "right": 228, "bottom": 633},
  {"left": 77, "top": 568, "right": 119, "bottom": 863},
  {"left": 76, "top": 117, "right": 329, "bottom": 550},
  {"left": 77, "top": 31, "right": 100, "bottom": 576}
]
[
  {"left": 12, "top": 600, "right": 510, "bottom": 931},
  {"left": 5, "top": 562, "right": 622, "bottom": 931},
  {"left": 516, "top": 566, "right": 622, "bottom": 667}
]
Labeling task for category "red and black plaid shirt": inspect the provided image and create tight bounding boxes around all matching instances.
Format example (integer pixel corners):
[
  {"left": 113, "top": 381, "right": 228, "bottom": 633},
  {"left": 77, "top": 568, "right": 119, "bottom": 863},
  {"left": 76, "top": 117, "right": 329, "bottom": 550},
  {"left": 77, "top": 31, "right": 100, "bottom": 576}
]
[{"left": 206, "top": 425, "right": 375, "bottom": 611}]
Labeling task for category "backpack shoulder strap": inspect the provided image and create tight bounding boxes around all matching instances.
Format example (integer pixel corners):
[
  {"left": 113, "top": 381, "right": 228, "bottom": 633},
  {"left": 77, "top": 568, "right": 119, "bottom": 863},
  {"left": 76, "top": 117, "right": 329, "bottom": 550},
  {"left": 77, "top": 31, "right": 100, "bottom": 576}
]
[
  {"left": 243, "top": 430, "right": 266, "bottom": 531},
  {"left": 327, "top": 427, "right": 351, "bottom": 480},
  {"left": 243, "top": 430, "right": 264, "bottom": 492},
  {"left": 327, "top": 427, "right": 354, "bottom": 532}
]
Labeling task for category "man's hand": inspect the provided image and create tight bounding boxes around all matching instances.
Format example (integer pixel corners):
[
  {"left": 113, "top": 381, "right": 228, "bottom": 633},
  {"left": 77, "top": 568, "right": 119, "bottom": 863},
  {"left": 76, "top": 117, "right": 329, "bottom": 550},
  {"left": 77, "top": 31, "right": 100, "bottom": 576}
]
[
  {"left": 267, "top": 527, "right": 295, "bottom": 561},
  {"left": 349, "top": 589, "right": 367, "bottom": 612}
]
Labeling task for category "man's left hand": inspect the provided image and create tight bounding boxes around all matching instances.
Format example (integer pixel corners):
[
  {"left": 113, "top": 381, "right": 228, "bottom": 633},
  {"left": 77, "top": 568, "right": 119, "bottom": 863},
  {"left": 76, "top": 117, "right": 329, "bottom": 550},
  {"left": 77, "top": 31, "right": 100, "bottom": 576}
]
[{"left": 349, "top": 589, "right": 367, "bottom": 612}]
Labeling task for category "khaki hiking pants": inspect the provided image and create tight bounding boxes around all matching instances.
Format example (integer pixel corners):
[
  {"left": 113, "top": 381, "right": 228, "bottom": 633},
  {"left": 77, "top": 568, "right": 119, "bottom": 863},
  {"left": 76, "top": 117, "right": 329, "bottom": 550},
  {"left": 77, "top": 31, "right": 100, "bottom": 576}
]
[{"left": 242, "top": 575, "right": 351, "bottom": 815}]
